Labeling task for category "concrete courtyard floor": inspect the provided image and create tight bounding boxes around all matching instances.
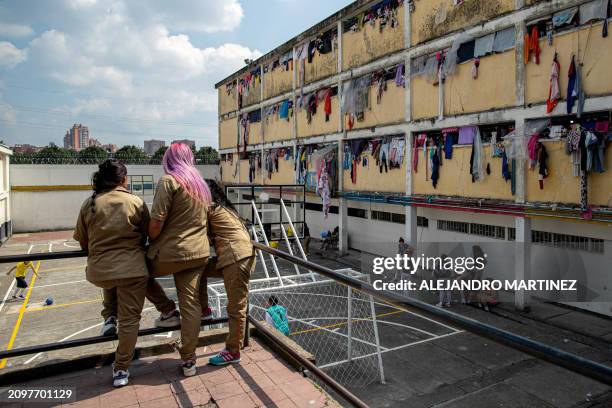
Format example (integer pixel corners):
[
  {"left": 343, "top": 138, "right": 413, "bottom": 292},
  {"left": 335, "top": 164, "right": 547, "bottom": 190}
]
[{"left": 0, "top": 232, "right": 611, "bottom": 407}]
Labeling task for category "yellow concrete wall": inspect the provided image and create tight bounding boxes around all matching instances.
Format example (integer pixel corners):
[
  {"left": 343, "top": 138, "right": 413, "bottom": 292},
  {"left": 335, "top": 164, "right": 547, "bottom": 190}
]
[
  {"left": 220, "top": 159, "right": 238, "bottom": 184},
  {"left": 242, "top": 78, "right": 261, "bottom": 108},
  {"left": 411, "top": 74, "right": 438, "bottom": 120},
  {"left": 264, "top": 157, "right": 296, "bottom": 185},
  {"left": 297, "top": 96, "right": 340, "bottom": 138},
  {"left": 250, "top": 121, "right": 262, "bottom": 145},
  {"left": 264, "top": 67, "right": 293, "bottom": 99},
  {"left": 526, "top": 22, "right": 612, "bottom": 105},
  {"left": 304, "top": 50, "right": 337, "bottom": 84},
  {"left": 411, "top": 0, "right": 515, "bottom": 45},
  {"left": 219, "top": 117, "right": 237, "bottom": 149},
  {"left": 239, "top": 159, "right": 251, "bottom": 184},
  {"left": 411, "top": 50, "right": 516, "bottom": 119},
  {"left": 219, "top": 86, "right": 237, "bottom": 115},
  {"left": 445, "top": 50, "right": 516, "bottom": 116},
  {"left": 263, "top": 113, "right": 294, "bottom": 142},
  {"left": 342, "top": 5, "right": 405, "bottom": 70},
  {"left": 413, "top": 145, "right": 515, "bottom": 200},
  {"left": 526, "top": 140, "right": 612, "bottom": 206},
  {"left": 347, "top": 82, "right": 405, "bottom": 130},
  {"left": 343, "top": 150, "right": 406, "bottom": 193}
]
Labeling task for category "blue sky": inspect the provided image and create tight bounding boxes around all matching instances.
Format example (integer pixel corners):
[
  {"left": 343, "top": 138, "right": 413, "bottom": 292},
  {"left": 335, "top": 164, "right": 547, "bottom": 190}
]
[{"left": 0, "top": 0, "right": 352, "bottom": 149}]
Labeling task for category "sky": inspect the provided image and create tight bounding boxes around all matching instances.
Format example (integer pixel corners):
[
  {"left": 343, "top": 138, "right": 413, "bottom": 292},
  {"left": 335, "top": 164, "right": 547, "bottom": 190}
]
[{"left": 0, "top": 0, "right": 353, "bottom": 150}]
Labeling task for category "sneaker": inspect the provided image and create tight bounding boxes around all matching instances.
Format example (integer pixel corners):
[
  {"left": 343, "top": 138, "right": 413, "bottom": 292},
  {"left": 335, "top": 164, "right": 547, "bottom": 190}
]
[
  {"left": 102, "top": 317, "right": 117, "bottom": 336},
  {"left": 112, "top": 368, "right": 129, "bottom": 387},
  {"left": 18, "top": 295, "right": 25, "bottom": 299},
  {"left": 208, "top": 350, "right": 241, "bottom": 366},
  {"left": 201, "top": 307, "right": 213, "bottom": 322},
  {"left": 154, "top": 310, "right": 180, "bottom": 328},
  {"left": 435, "top": 302, "right": 443, "bottom": 307},
  {"left": 182, "top": 360, "right": 197, "bottom": 377}
]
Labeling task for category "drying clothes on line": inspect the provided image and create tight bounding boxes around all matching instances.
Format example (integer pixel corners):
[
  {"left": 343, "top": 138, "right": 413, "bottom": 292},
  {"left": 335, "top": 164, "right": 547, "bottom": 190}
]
[
  {"left": 458, "top": 125, "right": 477, "bottom": 145},
  {"left": 553, "top": 7, "right": 578, "bottom": 27},
  {"left": 239, "top": 114, "right": 249, "bottom": 154},
  {"left": 585, "top": 131, "right": 607, "bottom": 173},
  {"left": 525, "top": 26, "right": 540, "bottom": 65},
  {"left": 527, "top": 133, "right": 540, "bottom": 169},
  {"left": 379, "top": 139, "right": 390, "bottom": 173},
  {"left": 323, "top": 88, "right": 332, "bottom": 121},
  {"left": 579, "top": 0, "right": 609, "bottom": 25},
  {"left": 493, "top": 27, "right": 516, "bottom": 52},
  {"left": 567, "top": 55, "right": 585, "bottom": 117},
  {"left": 469, "top": 127, "right": 485, "bottom": 182},
  {"left": 431, "top": 145, "right": 441, "bottom": 189},
  {"left": 537, "top": 142, "right": 549, "bottom": 189},
  {"left": 501, "top": 151, "right": 511, "bottom": 181},
  {"left": 546, "top": 57, "right": 561, "bottom": 113},
  {"left": 318, "top": 169, "right": 331, "bottom": 218},
  {"left": 279, "top": 100, "right": 290, "bottom": 120},
  {"left": 444, "top": 132, "right": 457, "bottom": 159},
  {"left": 474, "top": 33, "right": 495, "bottom": 57},
  {"left": 388, "top": 137, "right": 405, "bottom": 168},
  {"left": 413, "top": 134, "right": 426, "bottom": 172},
  {"left": 372, "top": 70, "right": 388, "bottom": 104},
  {"left": 395, "top": 63, "right": 405, "bottom": 87}
]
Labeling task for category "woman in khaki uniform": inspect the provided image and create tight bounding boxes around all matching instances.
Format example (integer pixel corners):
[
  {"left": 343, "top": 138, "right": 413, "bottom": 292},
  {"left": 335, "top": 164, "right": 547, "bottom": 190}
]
[
  {"left": 200, "top": 180, "right": 255, "bottom": 366},
  {"left": 74, "top": 159, "right": 148, "bottom": 388},
  {"left": 147, "top": 143, "right": 211, "bottom": 377}
]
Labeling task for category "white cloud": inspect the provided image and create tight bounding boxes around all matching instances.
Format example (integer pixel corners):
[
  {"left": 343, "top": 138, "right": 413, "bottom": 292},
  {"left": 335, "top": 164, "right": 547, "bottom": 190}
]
[
  {"left": 0, "top": 41, "right": 27, "bottom": 68},
  {"left": 0, "top": 22, "right": 34, "bottom": 37}
]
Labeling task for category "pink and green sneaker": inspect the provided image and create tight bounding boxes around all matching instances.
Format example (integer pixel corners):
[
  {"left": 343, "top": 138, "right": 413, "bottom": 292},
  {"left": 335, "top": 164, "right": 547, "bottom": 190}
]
[{"left": 208, "top": 349, "right": 241, "bottom": 366}]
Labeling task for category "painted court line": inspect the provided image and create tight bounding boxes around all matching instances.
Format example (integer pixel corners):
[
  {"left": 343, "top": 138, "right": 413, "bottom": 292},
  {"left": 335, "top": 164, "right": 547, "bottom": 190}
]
[
  {"left": 0, "top": 259, "right": 42, "bottom": 368},
  {"left": 0, "top": 244, "right": 34, "bottom": 316},
  {"left": 26, "top": 298, "right": 101, "bottom": 313},
  {"left": 34, "top": 279, "right": 87, "bottom": 289}
]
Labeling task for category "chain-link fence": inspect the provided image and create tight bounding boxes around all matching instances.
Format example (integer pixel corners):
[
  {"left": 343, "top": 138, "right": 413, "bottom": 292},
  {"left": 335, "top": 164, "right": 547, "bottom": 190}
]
[{"left": 206, "top": 240, "right": 385, "bottom": 390}]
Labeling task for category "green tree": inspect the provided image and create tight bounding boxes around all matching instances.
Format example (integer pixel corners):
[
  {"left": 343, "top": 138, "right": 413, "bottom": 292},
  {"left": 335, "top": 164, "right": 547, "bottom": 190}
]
[
  {"left": 35, "top": 146, "right": 78, "bottom": 163},
  {"left": 79, "top": 146, "right": 108, "bottom": 163},
  {"left": 195, "top": 146, "right": 219, "bottom": 164},
  {"left": 150, "top": 146, "right": 168, "bottom": 163},
  {"left": 115, "top": 145, "right": 148, "bottom": 164}
]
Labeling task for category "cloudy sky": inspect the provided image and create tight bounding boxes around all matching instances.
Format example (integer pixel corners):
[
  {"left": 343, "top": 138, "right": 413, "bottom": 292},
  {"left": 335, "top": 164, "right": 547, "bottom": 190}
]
[{"left": 0, "top": 0, "right": 352, "bottom": 149}]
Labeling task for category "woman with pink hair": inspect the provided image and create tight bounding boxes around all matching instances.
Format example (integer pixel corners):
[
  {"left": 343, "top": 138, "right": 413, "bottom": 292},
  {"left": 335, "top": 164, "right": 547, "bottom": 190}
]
[{"left": 147, "top": 143, "right": 211, "bottom": 377}]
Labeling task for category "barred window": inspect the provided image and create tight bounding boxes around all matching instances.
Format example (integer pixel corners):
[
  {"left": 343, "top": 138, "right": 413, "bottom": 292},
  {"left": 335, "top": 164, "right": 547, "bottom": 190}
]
[
  {"left": 507, "top": 227, "right": 516, "bottom": 241},
  {"left": 348, "top": 208, "right": 367, "bottom": 219},
  {"left": 437, "top": 220, "right": 469, "bottom": 234},
  {"left": 417, "top": 216, "right": 429, "bottom": 228},
  {"left": 371, "top": 210, "right": 392, "bottom": 222},
  {"left": 391, "top": 213, "right": 406, "bottom": 224},
  {"left": 470, "top": 223, "right": 506, "bottom": 240},
  {"left": 532, "top": 230, "right": 604, "bottom": 253}
]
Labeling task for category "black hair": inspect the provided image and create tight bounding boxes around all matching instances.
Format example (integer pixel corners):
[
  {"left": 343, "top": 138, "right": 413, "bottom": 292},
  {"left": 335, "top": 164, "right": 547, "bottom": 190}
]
[
  {"left": 268, "top": 295, "right": 279, "bottom": 306},
  {"left": 206, "top": 179, "right": 239, "bottom": 214},
  {"left": 399, "top": 237, "right": 404, "bottom": 243},
  {"left": 91, "top": 159, "right": 127, "bottom": 213}
]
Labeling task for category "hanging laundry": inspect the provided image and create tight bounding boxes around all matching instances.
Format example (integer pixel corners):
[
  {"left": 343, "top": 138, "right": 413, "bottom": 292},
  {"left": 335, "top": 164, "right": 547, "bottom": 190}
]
[
  {"left": 431, "top": 145, "right": 441, "bottom": 188},
  {"left": 395, "top": 63, "right": 405, "bottom": 87},
  {"left": 323, "top": 89, "right": 332, "bottom": 121},
  {"left": 239, "top": 114, "right": 249, "bottom": 154},
  {"left": 501, "top": 151, "right": 511, "bottom": 181},
  {"left": 553, "top": 7, "right": 578, "bottom": 28},
  {"left": 469, "top": 127, "right": 485, "bottom": 182},
  {"left": 528, "top": 26, "right": 540, "bottom": 65},
  {"left": 546, "top": 56, "right": 560, "bottom": 113},
  {"left": 458, "top": 125, "right": 477, "bottom": 145},
  {"left": 472, "top": 57, "right": 480, "bottom": 79},
  {"left": 527, "top": 133, "right": 540, "bottom": 169},
  {"left": 537, "top": 142, "right": 549, "bottom": 189},
  {"left": 443, "top": 132, "right": 456, "bottom": 159},
  {"left": 474, "top": 33, "right": 495, "bottom": 57},
  {"left": 413, "top": 134, "right": 426, "bottom": 172},
  {"left": 279, "top": 100, "right": 290, "bottom": 120},
  {"left": 566, "top": 55, "right": 586, "bottom": 115},
  {"left": 493, "top": 27, "right": 516, "bottom": 52}
]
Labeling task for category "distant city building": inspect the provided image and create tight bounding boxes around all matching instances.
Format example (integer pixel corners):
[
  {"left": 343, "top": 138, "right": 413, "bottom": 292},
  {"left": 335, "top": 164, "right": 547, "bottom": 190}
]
[
  {"left": 102, "top": 144, "right": 118, "bottom": 153},
  {"left": 171, "top": 139, "right": 196, "bottom": 149},
  {"left": 12, "top": 144, "right": 41, "bottom": 154},
  {"left": 144, "top": 139, "right": 166, "bottom": 155},
  {"left": 63, "top": 124, "right": 90, "bottom": 151},
  {"left": 88, "top": 138, "right": 102, "bottom": 147}
]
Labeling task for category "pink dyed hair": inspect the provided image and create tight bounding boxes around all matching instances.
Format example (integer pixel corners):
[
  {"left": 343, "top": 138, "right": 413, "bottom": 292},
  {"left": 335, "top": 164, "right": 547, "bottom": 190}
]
[{"left": 162, "top": 143, "right": 211, "bottom": 204}]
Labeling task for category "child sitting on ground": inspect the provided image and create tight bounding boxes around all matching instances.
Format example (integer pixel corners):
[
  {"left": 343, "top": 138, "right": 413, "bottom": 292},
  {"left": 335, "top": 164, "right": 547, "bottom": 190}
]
[{"left": 265, "top": 295, "right": 290, "bottom": 336}]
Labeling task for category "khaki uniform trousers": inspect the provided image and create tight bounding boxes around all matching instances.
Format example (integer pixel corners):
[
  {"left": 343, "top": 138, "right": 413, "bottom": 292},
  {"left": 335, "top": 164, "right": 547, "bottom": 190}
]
[
  {"left": 150, "top": 258, "right": 208, "bottom": 362},
  {"left": 200, "top": 256, "right": 254, "bottom": 354},
  {"left": 102, "top": 277, "right": 176, "bottom": 320},
  {"left": 94, "top": 277, "right": 148, "bottom": 371}
]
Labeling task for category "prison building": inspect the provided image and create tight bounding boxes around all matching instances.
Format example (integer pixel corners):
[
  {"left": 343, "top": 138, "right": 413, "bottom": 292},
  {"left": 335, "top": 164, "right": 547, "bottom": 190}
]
[{"left": 216, "top": 0, "right": 612, "bottom": 315}]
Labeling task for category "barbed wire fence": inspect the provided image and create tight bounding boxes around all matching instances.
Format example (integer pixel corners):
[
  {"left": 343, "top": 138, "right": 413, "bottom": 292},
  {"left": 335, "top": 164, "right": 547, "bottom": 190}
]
[{"left": 10, "top": 153, "right": 220, "bottom": 165}]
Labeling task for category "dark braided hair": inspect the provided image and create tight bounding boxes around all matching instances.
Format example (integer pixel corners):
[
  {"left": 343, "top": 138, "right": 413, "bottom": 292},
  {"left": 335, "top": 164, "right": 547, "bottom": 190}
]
[
  {"left": 206, "top": 179, "right": 239, "bottom": 215},
  {"left": 91, "top": 159, "right": 128, "bottom": 213}
]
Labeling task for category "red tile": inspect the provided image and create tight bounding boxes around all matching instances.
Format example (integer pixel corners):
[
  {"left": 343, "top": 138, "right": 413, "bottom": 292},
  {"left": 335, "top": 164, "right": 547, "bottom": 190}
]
[
  {"left": 99, "top": 385, "right": 138, "bottom": 408},
  {"left": 174, "top": 388, "right": 212, "bottom": 408},
  {"left": 208, "top": 382, "right": 246, "bottom": 400},
  {"left": 199, "top": 369, "right": 235, "bottom": 386},
  {"left": 256, "top": 359, "right": 291, "bottom": 373},
  {"left": 138, "top": 395, "right": 178, "bottom": 408},
  {"left": 239, "top": 375, "right": 276, "bottom": 392},
  {"left": 216, "top": 393, "right": 257, "bottom": 408},
  {"left": 169, "top": 375, "right": 204, "bottom": 394},
  {"left": 134, "top": 383, "right": 172, "bottom": 403},
  {"left": 247, "top": 387, "right": 289, "bottom": 406}
]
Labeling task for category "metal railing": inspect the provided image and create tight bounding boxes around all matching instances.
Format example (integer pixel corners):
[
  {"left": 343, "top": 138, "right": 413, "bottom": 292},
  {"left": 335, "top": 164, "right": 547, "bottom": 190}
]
[{"left": 0, "top": 243, "right": 611, "bottom": 408}]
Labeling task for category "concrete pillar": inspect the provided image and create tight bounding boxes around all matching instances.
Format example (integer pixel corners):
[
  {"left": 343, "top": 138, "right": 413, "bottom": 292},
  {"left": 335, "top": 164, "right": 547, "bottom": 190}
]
[
  {"left": 338, "top": 139, "right": 348, "bottom": 255},
  {"left": 514, "top": 119, "right": 526, "bottom": 203},
  {"left": 514, "top": 216, "right": 531, "bottom": 311},
  {"left": 405, "top": 132, "right": 417, "bottom": 250},
  {"left": 515, "top": 21, "right": 526, "bottom": 107}
]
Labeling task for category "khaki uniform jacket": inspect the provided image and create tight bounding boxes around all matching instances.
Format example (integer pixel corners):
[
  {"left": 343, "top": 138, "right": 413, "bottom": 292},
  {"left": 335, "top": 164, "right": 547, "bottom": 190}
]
[
  {"left": 74, "top": 187, "right": 149, "bottom": 284},
  {"left": 147, "top": 174, "right": 210, "bottom": 263},
  {"left": 208, "top": 205, "right": 254, "bottom": 270}
]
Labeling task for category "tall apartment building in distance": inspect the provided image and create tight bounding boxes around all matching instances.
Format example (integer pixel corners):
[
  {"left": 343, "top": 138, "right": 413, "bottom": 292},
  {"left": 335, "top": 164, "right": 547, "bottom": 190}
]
[
  {"left": 144, "top": 139, "right": 166, "bottom": 155},
  {"left": 217, "top": 0, "right": 612, "bottom": 316},
  {"left": 63, "top": 124, "right": 90, "bottom": 151},
  {"left": 172, "top": 139, "right": 196, "bottom": 149}
]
